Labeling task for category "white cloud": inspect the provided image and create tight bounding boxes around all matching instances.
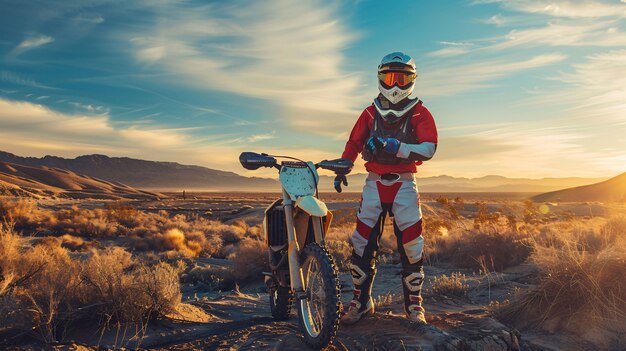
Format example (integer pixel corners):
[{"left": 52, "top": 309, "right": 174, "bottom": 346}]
[
  {"left": 428, "top": 47, "right": 471, "bottom": 57},
  {"left": 0, "top": 71, "right": 56, "bottom": 89},
  {"left": 10, "top": 35, "right": 54, "bottom": 57},
  {"left": 74, "top": 15, "right": 104, "bottom": 24},
  {"left": 419, "top": 53, "right": 567, "bottom": 96},
  {"left": 239, "top": 133, "right": 276, "bottom": 143},
  {"left": 482, "top": 14, "right": 507, "bottom": 26},
  {"left": 0, "top": 98, "right": 197, "bottom": 157},
  {"left": 130, "top": 0, "right": 363, "bottom": 134},
  {"left": 68, "top": 102, "right": 109, "bottom": 114},
  {"left": 527, "top": 49, "right": 626, "bottom": 121},
  {"left": 475, "top": 0, "right": 626, "bottom": 18},
  {"left": 16, "top": 35, "right": 54, "bottom": 50},
  {"left": 487, "top": 20, "right": 626, "bottom": 50},
  {"left": 439, "top": 41, "right": 476, "bottom": 46},
  {"left": 429, "top": 42, "right": 476, "bottom": 57},
  {"left": 131, "top": 38, "right": 165, "bottom": 63},
  {"left": 0, "top": 98, "right": 330, "bottom": 176}
]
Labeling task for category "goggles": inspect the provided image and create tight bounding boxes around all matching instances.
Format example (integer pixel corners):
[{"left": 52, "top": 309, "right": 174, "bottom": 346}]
[{"left": 378, "top": 71, "right": 416, "bottom": 88}]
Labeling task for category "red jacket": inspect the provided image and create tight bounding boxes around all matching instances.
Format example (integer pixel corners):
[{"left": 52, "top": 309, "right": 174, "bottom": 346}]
[{"left": 341, "top": 102, "right": 438, "bottom": 175}]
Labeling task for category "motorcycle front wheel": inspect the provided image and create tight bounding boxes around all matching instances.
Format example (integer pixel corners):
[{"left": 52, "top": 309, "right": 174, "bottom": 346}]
[{"left": 296, "top": 243, "right": 340, "bottom": 349}]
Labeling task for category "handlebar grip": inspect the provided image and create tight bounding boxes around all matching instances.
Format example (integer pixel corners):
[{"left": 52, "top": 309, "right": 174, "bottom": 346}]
[
  {"left": 318, "top": 158, "right": 353, "bottom": 175},
  {"left": 239, "top": 152, "right": 277, "bottom": 170}
]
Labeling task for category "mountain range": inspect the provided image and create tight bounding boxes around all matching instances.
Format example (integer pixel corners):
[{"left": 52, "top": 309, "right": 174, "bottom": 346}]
[
  {"left": 0, "top": 161, "right": 160, "bottom": 199},
  {"left": 0, "top": 151, "right": 607, "bottom": 193}
]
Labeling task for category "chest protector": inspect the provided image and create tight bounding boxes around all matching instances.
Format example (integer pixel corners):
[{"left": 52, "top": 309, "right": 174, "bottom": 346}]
[{"left": 362, "top": 100, "right": 419, "bottom": 165}]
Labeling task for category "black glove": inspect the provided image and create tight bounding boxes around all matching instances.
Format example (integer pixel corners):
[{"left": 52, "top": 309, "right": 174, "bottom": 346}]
[{"left": 334, "top": 174, "right": 348, "bottom": 193}]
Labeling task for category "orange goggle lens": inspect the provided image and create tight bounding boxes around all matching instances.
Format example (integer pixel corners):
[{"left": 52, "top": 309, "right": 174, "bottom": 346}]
[{"left": 378, "top": 72, "right": 416, "bottom": 87}]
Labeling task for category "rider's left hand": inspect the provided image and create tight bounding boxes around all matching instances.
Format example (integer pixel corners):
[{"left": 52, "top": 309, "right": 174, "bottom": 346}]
[{"left": 380, "top": 137, "right": 401, "bottom": 154}]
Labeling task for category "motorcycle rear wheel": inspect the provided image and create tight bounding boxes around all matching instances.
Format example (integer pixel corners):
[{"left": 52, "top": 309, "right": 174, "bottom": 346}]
[
  {"left": 296, "top": 243, "right": 340, "bottom": 349},
  {"left": 269, "top": 283, "right": 293, "bottom": 320}
]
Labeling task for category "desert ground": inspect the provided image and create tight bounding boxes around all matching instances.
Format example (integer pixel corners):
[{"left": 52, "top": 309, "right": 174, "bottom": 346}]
[{"left": 1, "top": 191, "right": 625, "bottom": 351}]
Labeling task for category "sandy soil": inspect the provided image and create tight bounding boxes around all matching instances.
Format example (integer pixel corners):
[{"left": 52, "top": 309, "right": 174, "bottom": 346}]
[{"left": 40, "top": 261, "right": 605, "bottom": 351}]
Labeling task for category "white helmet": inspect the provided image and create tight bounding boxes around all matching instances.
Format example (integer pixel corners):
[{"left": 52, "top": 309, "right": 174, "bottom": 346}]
[{"left": 377, "top": 52, "right": 417, "bottom": 104}]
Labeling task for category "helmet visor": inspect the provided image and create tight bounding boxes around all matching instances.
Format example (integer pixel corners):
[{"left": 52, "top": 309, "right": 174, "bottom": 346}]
[{"left": 378, "top": 72, "right": 416, "bottom": 89}]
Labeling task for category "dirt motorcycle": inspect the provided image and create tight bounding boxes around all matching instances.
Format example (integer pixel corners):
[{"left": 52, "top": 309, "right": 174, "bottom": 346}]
[{"left": 239, "top": 152, "right": 352, "bottom": 349}]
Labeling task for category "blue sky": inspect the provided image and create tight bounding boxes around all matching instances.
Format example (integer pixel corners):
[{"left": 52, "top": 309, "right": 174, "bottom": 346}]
[{"left": 1, "top": 0, "right": 625, "bottom": 178}]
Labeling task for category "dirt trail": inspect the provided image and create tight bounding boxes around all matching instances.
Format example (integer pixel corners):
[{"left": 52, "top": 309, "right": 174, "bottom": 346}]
[
  {"left": 140, "top": 263, "right": 536, "bottom": 351},
  {"left": 144, "top": 292, "right": 522, "bottom": 351},
  {"left": 38, "top": 262, "right": 605, "bottom": 351}
]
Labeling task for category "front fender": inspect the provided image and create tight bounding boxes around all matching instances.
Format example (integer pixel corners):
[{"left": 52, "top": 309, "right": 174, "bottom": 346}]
[{"left": 294, "top": 195, "right": 328, "bottom": 217}]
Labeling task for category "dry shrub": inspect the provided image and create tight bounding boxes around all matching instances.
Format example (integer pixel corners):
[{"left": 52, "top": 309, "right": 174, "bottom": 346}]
[
  {"left": 0, "top": 226, "right": 82, "bottom": 341},
  {"left": 230, "top": 238, "right": 267, "bottom": 282},
  {"left": 496, "top": 215, "right": 626, "bottom": 346},
  {"left": 600, "top": 215, "right": 626, "bottom": 246},
  {"left": 430, "top": 272, "right": 470, "bottom": 297},
  {"left": 82, "top": 247, "right": 182, "bottom": 323},
  {"left": 325, "top": 223, "right": 397, "bottom": 271},
  {"left": 58, "top": 234, "right": 85, "bottom": 251},
  {"left": 497, "top": 243, "right": 626, "bottom": 336},
  {"left": 181, "top": 265, "right": 234, "bottom": 291},
  {"left": 202, "top": 230, "right": 224, "bottom": 257},
  {"left": 0, "top": 199, "right": 56, "bottom": 232},
  {"left": 210, "top": 220, "right": 248, "bottom": 244},
  {"left": 325, "top": 225, "right": 353, "bottom": 270},
  {"left": 0, "top": 226, "right": 182, "bottom": 342},
  {"left": 105, "top": 202, "right": 140, "bottom": 228},
  {"left": 161, "top": 228, "right": 202, "bottom": 257},
  {"left": 0, "top": 200, "right": 260, "bottom": 258},
  {"left": 431, "top": 229, "right": 533, "bottom": 271},
  {"left": 326, "top": 240, "right": 352, "bottom": 270}
]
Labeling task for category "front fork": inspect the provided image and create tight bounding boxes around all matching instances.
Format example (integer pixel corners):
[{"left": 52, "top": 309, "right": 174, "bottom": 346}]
[{"left": 283, "top": 188, "right": 325, "bottom": 296}]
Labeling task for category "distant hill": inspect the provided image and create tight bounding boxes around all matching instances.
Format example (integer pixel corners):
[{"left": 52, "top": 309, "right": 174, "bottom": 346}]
[
  {"left": 0, "top": 151, "right": 277, "bottom": 191},
  {"left": 0, "top": 162, "right": 161, "bottom": 199},
  {"left": 0, "top": 151, "right": 605, "bottom": 193},
  {"left": 318, "top": 174, "right": 605, "bottom": 193},
  {"left": 532, "top": 172, "right": 626, "bottom": 203}
]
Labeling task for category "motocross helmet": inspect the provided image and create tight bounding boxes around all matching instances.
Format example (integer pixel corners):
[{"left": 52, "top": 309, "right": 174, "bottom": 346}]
[{"left": 377, "top": 52, "right": 417, "bottom": 105}]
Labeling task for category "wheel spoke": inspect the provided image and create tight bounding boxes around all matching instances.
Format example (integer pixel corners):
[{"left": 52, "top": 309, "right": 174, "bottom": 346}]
[{"left": 299, "top": 246, "right": 338, "bottom": 343}]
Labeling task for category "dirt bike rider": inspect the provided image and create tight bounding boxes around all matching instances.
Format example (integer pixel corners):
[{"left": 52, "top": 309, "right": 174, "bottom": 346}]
[{"left": 334, "top": 52, "right": 438, "bottom": 325}]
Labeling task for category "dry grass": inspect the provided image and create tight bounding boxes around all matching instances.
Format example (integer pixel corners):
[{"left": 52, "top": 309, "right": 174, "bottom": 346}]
[
  {"left": 0, "top": 199, "right": 261, "bottom": 260},
  {"left": 430, "top": 229, "right": 534, "bottom": 271},
  {"left": 325, "top": 222, "right": 398, "bottom": 270},
  {"left": 3, "top": 196, "right": 625, "bottom": 346},
  {"left": 429, "top": 272, "right": 470, "bottom": 298},
  {"left": 374, "top": 292, "right": 402, "bottom": 308},
  {"left": 0, "top": 224, "right": 182, "bottom": 343},
  {"left": 229, "top": 238, "right": 268, "bottom": 282},
  {"left": 496, "top": 216, "right": 626, "bottom": 343}
]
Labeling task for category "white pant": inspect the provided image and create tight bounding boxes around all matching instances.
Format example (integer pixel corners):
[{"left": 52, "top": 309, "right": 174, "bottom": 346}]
[{"left": 350, "top": 178, "right": 424, "bottom": 264}]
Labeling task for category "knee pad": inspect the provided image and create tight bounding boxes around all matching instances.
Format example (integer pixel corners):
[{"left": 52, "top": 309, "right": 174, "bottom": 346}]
[{"left": 402, "top": 236, "right": 424, "bottom": 264}]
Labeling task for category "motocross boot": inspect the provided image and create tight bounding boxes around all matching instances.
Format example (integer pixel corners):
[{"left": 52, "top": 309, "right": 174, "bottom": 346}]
[
  {"left": 402, "top": 265, "right": 426, "bottom": 325},
  {"left": 341, "top": 252, "right": 376, "bottom": 325}
]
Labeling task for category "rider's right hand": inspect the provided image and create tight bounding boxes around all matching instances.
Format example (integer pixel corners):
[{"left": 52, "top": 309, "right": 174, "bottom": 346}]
[
  {"left": 334, "top": 174, "right": 348, "bottom": 193},
  {"left": 366, "top": 136, "right": 385, "bottom": 154}
]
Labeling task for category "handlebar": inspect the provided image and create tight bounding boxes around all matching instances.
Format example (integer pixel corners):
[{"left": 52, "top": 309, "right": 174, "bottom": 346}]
[{"left": 239, "top": 152, "right": 353, "bottom": 175}]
